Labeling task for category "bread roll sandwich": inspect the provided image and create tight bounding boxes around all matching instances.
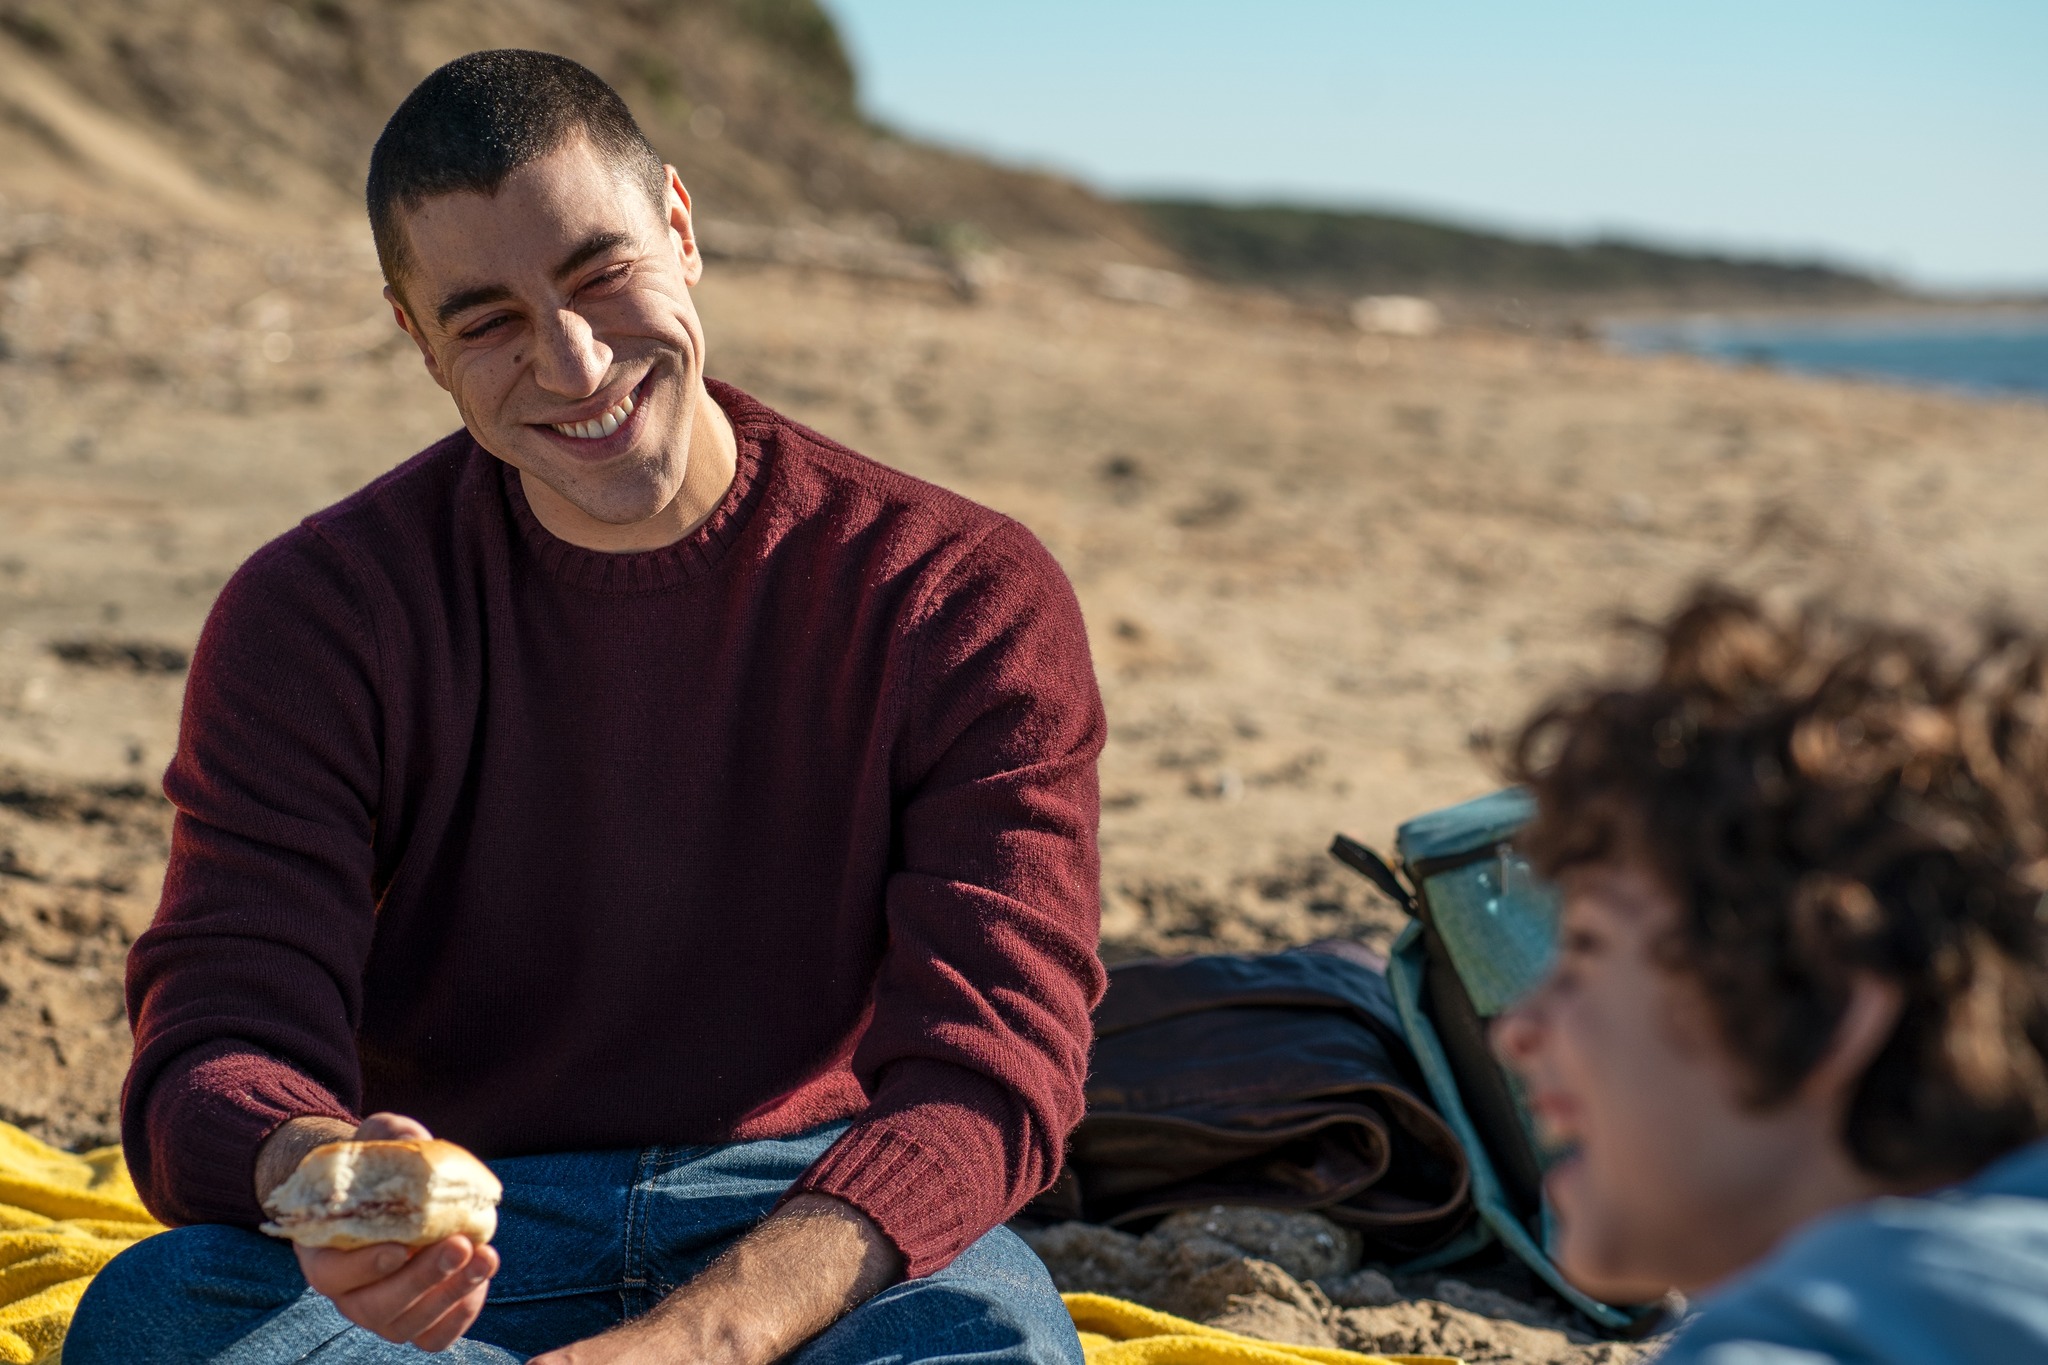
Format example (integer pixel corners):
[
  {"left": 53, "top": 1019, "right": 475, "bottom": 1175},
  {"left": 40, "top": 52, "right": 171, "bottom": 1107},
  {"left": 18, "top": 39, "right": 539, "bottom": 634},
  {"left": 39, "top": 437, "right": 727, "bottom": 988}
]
[{"left": 260, "top": 1138, "right": 503, "bottom": 1250}]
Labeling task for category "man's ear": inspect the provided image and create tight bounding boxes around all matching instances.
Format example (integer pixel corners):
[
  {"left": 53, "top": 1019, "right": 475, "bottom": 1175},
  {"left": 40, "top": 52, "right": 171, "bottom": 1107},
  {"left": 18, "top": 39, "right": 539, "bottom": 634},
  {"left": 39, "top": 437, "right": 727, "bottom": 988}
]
[
  {"left": 385, "top": 284, "right": 450, "bottom": 392},
  {"left": 1804, "top": 973, "right": 1906, "bottom": 1102},
  {"left": 664, "top": 165, "right": 702, "bottom": 287}
]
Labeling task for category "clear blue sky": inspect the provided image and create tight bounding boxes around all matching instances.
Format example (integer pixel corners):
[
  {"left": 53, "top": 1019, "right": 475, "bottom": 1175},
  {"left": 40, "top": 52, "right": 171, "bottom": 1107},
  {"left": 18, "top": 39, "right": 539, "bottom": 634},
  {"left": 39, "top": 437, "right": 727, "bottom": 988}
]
[{"left": 820, "top": 1, "right": 2048, "bottom": 291}]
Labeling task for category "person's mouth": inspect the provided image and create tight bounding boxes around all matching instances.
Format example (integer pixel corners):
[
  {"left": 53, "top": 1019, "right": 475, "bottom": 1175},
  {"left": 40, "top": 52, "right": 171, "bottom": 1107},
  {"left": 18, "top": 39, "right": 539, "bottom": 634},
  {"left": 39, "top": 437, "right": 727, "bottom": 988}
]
[
  {"left": 544, "top": 382, "right": 638, "bottom": 439},
  {"left": 1527, "top": 1089, "right": 1583, "bottom": 1154}
]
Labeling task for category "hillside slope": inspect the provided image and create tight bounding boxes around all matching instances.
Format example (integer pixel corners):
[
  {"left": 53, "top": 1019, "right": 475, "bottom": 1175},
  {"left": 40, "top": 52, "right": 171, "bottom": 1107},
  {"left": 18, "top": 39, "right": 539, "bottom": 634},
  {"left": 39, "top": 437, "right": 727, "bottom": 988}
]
[
  {"left": 0, "top": 1, "right": 1896, "bottom": 310},
  {"left": 1136, "top": 198, "right": 1895, "bottom": 305},
  {"left": 0, "top": 0, "right": 1160, "bottom": 252},
  {"left": 2, "top": 0, "right": 1904, "bottom": 311}
]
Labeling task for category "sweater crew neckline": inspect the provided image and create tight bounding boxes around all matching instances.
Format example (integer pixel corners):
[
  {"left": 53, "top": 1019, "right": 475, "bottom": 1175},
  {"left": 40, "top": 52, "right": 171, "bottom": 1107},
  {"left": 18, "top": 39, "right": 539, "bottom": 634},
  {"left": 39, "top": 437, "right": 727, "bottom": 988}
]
[{"left": 500, "top": 377, "right": 775, "bottom": 594}]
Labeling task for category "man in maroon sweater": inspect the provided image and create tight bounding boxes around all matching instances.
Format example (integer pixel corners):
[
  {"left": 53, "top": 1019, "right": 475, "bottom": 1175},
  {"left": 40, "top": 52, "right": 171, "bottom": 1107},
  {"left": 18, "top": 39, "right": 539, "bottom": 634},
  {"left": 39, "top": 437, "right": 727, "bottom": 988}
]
[{"left": 67, "top": 51, "right": 1104, "bottom": 1365}]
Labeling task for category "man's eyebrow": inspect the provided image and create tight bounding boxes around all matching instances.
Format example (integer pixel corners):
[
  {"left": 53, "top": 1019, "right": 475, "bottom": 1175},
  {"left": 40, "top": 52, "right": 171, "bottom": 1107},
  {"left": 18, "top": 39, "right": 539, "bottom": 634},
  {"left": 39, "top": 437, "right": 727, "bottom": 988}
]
[
  {"left": 553, "top": 231, "right": 635, "bottom": 282},
  {"left": 435, "top": 284, "right": 510, "bottom": 329}
]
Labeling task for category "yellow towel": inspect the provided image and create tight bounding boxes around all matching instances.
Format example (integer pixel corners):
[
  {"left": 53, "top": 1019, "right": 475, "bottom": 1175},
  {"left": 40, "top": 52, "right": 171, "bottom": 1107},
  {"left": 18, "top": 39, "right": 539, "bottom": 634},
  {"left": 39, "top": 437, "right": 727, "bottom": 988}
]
[
  {"left": 0, "top": 1123, "right": 164, "bottom": 1365},
  {"left": 1066, "top": 1292, "right": 1459, "bottom": 1365}
]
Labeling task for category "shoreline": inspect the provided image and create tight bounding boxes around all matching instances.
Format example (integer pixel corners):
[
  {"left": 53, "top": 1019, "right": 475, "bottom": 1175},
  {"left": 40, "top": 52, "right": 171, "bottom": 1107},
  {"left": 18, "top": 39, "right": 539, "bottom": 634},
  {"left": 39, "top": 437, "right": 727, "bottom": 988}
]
[{"left": 1597, "top": 307, "right": 2048, "bottom": 401}]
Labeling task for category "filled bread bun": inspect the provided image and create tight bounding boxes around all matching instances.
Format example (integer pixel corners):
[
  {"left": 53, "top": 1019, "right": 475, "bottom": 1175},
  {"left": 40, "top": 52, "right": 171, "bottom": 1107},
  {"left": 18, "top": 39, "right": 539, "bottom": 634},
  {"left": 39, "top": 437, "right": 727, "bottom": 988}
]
[{"left": 260, "top": 1138, "right": 502, "bottom": 1250}]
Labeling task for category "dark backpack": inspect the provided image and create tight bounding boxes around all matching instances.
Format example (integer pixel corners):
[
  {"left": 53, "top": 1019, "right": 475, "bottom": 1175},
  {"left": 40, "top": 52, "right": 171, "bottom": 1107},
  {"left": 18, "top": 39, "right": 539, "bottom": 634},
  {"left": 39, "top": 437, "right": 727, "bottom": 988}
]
[{"left": 1031, "top": 943, "right": 1473, "bottom": 1260}]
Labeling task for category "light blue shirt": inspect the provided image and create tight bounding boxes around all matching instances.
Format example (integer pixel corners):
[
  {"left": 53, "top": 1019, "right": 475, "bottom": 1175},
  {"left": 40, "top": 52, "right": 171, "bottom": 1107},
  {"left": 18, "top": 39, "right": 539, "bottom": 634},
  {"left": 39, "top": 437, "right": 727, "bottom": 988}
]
[{"left": 1657, "top": 1138, "right": 2048, "bottom": 1363}]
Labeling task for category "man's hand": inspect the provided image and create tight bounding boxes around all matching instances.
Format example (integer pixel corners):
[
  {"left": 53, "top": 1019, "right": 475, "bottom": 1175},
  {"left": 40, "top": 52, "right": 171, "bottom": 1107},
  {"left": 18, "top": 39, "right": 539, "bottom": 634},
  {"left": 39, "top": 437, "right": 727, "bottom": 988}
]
[
  {"left": 529, "top": 1193, "right": 902, "bottom": 1365},
  {"left": 255, "top": 1111, "right": 501, "bottom": 1353}
]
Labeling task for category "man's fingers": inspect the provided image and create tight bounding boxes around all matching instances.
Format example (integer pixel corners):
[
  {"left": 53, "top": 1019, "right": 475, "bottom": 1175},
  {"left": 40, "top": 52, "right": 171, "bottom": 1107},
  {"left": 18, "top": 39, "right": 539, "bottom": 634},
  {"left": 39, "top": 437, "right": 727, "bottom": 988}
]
[
  {"left": 297, "top": 1233, "right": 498, "bottom": 1350},
  {"left": 410, "top": 1276, "right": 493, "bottom": 1354},
  {"left": 375, "top": 1240, "right": 495, "bottom": 1346},
  {"left": 378, "top": 1244, "right": 496, "bottom": 1347},
  {"left": 324, "top": 1236, "right": 492, "bottom": 1338},
  {"left": 296, "top": 1239, "right": 415, "bottom": 1296}
]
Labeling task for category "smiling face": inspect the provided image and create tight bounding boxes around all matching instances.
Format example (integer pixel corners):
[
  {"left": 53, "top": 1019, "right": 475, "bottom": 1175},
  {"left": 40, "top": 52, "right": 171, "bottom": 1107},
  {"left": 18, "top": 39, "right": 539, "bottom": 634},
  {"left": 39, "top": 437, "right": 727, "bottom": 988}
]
[
  {"left": 385, "top": 135, "right": 734, "bottom": 550},
  {"left": 1493, "top": 859, "right": 1892, "bottom": 1301}
]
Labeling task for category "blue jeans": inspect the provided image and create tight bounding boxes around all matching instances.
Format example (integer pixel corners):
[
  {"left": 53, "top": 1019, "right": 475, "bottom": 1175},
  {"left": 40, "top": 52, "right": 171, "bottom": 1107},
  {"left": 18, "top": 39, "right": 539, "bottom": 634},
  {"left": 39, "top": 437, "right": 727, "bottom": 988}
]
[{"left": 66, "top": 1124, "right": 1080, "bottom": 1364}]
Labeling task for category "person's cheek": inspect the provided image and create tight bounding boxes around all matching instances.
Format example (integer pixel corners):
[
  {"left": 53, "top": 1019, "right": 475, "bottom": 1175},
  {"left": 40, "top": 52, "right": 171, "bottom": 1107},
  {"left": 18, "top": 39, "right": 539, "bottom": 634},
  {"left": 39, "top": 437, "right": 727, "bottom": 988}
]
[
  {"left": 463, "top": 353, "right": 516, "bottom": 429},
  {"left": 1555, "top": 1003, "right": 1628, "bottom": 1220}
]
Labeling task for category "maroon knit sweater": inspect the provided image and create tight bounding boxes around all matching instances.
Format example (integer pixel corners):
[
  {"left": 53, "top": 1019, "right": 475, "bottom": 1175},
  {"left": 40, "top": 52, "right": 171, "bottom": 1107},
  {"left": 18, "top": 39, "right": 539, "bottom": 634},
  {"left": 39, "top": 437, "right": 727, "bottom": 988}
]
[{"left": 121, "top": 380, "right": 1106, "bottom": 1277}]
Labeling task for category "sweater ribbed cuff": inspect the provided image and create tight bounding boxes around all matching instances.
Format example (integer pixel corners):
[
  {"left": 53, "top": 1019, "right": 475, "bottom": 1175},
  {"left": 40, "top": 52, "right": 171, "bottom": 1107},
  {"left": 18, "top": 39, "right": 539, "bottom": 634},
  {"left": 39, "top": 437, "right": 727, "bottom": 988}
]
[
  {"left": 787, "top": 1121, "right": 983, "bottom": 1279},
  {"left": 145, "top": 1045, "right": 359, "bottom": 1227}
]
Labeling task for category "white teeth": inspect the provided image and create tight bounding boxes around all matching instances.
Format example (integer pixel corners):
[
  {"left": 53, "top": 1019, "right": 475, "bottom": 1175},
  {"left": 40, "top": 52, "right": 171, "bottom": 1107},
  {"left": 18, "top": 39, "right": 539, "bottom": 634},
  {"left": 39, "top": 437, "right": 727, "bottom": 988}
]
[{"left": 551, "top": 386, "right": 637, "bottom": 439}]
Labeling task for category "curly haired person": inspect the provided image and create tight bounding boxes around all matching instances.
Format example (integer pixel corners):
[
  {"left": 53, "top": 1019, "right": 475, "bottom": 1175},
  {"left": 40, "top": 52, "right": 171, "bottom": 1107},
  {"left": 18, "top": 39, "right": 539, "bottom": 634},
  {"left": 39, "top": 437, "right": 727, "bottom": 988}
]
[{"left": 1495, "top": 587, "right": 2048, "bottom": 1363}]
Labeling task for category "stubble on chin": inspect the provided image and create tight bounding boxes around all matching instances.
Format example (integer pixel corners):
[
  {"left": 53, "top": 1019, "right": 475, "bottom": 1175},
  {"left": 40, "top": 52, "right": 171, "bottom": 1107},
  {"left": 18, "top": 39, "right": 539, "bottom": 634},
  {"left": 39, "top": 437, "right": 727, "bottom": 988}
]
[{"left": 551, "top": 450, "right": 687, "bottom": 528}]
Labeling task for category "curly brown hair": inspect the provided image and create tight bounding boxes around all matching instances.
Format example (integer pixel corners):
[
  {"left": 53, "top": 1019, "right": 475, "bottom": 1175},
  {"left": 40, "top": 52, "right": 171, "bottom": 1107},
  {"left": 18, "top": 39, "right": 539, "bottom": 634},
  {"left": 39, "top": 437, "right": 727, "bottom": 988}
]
[{"left": 1510, "top": 585, "right": 2048, "bottom": 1184}]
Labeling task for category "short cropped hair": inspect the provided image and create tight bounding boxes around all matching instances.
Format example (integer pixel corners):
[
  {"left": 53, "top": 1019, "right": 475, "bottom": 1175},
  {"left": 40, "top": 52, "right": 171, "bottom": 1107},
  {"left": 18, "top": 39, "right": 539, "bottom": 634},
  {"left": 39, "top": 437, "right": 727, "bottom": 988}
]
[
  {"left": 367, "top": 50, "right": 667, "bottom": 290},
  {"left": 1511, "top": 586, "right": 2048, "bottom": 1185}
]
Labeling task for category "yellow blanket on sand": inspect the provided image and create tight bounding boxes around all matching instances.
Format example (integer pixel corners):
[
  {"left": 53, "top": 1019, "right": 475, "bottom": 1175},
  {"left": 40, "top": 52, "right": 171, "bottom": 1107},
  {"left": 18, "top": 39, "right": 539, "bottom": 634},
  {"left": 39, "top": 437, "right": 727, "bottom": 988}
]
[
  {"left": 0, "top": 1123, "right": 164, "bottom": 1364},
  {"left": 1065, "top": 1294, "right": 1457, "bottom": 1365},
  {"left": 0, "top": 1124, "right": 1460, "bottom": 1365}
]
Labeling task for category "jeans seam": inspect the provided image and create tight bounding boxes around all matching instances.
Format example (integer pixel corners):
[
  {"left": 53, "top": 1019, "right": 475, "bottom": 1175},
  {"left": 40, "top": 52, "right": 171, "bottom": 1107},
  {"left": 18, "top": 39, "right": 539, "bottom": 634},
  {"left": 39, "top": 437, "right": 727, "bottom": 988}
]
[
  {"left": 637, "top": 1142, "right": 720, "bottom": 1301},
  {"left": 621, "top": 1144, "right": 659, "bottom": 1292}
]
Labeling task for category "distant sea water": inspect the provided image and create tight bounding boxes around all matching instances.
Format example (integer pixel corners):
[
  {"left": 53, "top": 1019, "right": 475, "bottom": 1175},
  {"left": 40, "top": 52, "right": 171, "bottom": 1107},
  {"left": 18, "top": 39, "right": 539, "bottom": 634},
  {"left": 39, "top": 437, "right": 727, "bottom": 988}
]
[{"left": 1604, "top": 311, "right": 2048, "bottom": 400}]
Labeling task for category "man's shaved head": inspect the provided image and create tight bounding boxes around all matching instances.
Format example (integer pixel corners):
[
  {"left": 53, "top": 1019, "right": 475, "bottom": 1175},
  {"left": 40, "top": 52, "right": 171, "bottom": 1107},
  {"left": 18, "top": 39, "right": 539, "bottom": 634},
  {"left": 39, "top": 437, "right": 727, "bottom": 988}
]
[{"left": 367, "top": 49, "right": 667, "bottom": 291}]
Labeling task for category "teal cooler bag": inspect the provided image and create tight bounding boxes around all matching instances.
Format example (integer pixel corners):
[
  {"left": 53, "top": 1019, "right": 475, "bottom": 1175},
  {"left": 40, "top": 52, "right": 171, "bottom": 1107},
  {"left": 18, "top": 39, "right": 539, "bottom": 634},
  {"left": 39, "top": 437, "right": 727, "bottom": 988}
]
[{"left": 1333, "top": 788, "right": 1658, "bottom": 1331}]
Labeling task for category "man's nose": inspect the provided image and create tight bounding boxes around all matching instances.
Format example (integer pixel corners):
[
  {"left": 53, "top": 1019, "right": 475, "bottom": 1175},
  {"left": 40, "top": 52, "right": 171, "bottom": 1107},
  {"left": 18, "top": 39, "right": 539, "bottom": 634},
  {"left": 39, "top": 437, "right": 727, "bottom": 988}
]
[{"left": 531, "top": 308, "right": 612, "bottom": 397}]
